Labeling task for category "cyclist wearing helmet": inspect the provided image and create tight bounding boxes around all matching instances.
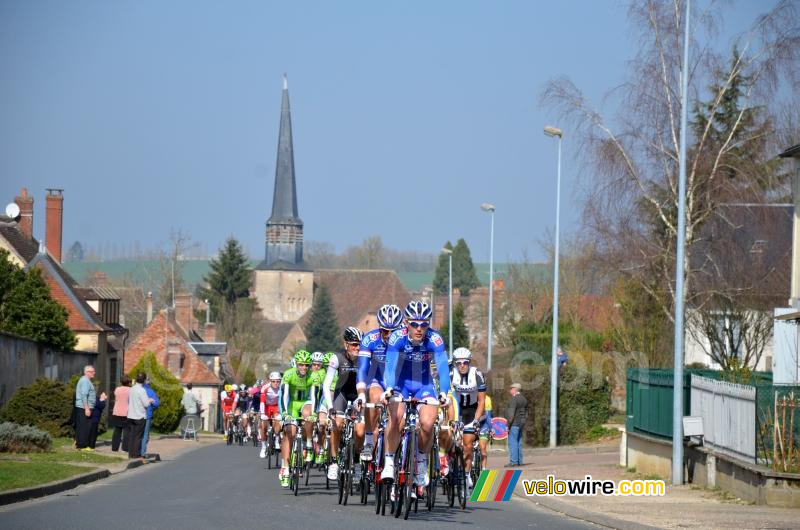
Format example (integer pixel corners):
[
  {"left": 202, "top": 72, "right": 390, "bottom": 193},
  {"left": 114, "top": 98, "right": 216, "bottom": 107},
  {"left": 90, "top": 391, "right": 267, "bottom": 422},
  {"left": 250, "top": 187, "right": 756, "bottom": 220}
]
[
  {"left": 450, "top": 347, "right": 486, "bottom": 489},
  {"left": 381, "top": 300, "right": 451, "bottom": 497},
  {"left": 278, "top": 350, "right": 317, "bottom": 488},
  {"left": 308, "top": 351, "right": 328, "bottom": 465},
  {"left": 356, "top": 303, "right": 403, "bottom": 462},
  {"left": 324, "top": 326, "right": 363, "bottom": 481},
  {"left": 221, "top": 384, "right": 237, "bottom": 436},
  {"left": 259, "top": 373, "right": 282, "bottom": 458},
  {"left": 235, "top": 385, "right": 252, "bottom": 442}
]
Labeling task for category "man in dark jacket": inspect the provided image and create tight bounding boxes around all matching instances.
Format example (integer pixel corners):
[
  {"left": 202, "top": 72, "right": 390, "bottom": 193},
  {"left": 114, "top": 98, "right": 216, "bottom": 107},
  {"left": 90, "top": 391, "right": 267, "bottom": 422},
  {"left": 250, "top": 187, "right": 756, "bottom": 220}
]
[{"left": 505, "top": 383, "right": 528, "bottom": 467}]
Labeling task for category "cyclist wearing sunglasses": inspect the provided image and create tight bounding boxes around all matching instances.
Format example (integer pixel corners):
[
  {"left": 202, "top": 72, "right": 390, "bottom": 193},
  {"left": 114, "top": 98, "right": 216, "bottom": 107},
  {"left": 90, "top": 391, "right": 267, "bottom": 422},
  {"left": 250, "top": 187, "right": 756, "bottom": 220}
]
[
  {"left": 278, "top": 350, "right": 317, "bottom": 488},
  {"left": 450, "top": 347, "right": 486, "bottom": 490},
  {"left": 381, "top": 300, "right": 451, "bottom": 495},
  {"left": 324, "top": 326, "right": 363, "bottom": 481},
  {"left": 356, "top": 304, "right": 403, "bottom": 462},
  {"left": 308, "top": 351, "right": 328, "bottom": 465}
]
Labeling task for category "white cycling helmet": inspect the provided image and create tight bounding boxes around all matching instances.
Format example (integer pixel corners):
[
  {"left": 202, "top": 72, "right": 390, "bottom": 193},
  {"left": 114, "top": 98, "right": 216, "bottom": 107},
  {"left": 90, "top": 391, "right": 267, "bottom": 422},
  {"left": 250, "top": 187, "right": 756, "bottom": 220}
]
[
  {"left": 231, "top": 384, "right": 239, "bottom": 391},
  {"left": 269, "top": 371, "right": 281, "bottom": 381},
  {"left": 311, "top": 351, "right": 325, "bottom": 364},
  {"left": 452, "top": 347, "right": 472, "bottom": 362}
]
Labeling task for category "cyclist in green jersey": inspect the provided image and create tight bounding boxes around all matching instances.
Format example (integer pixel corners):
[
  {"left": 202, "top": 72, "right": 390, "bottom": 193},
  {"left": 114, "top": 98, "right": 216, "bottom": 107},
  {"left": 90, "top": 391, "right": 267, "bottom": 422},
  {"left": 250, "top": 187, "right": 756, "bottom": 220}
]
[
  {"left": 279, "top": 350, "right": 317, "bottom": 488},
  {"left": 309, "top": 351, "right": 328, "bottom": 464}
]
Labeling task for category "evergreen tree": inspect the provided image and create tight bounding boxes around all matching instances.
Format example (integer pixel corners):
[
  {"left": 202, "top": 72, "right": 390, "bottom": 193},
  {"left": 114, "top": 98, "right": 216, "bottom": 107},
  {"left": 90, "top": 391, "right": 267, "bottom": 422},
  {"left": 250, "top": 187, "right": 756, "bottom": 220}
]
[
  {"left": 127, "top": 351, "right": 184, "bottom": 433},
  {"left": 304, "top": 285, "right": 340, "bottom": 352},
  {"left": 452, "top": 239, "right": 481, "bottom": 295},
  {"left": 0, "top": 250, "right": 76, "bottom": 351},
  {"left": 432, "top": 241, "right": 453, "bottom": 295},
  {"left": 438, "top": 303, "right": 469, "bottom": 351},
  {"left": 65, "top": 241, "right": 84, "bottom": 263},
  {"left": 199, "top": 237, "right": 251, "bottom": 322}
]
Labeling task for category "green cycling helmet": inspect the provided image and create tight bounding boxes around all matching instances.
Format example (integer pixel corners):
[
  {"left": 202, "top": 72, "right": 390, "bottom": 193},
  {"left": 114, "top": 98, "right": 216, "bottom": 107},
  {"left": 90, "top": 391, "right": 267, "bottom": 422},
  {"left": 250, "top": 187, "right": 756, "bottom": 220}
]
[
  {"left": 323, "top": 352, "right": 334, "bottom": 367},
  {"left": 294, "top": 350, "right": 312, "bottom": 365}
]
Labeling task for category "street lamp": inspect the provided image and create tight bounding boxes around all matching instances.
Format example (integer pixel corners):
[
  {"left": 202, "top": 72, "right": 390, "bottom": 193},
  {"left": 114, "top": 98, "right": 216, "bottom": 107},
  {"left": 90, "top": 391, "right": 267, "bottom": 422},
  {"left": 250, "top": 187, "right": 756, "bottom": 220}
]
[
  {"left": 481, "top": 203, "right": 496, "bottom": 372},
  {"left": 441, "top": 248, "right": 454, "bottom": 356},
  {"left": 544, "top": 124, "right": 563, "bottom": 448}
]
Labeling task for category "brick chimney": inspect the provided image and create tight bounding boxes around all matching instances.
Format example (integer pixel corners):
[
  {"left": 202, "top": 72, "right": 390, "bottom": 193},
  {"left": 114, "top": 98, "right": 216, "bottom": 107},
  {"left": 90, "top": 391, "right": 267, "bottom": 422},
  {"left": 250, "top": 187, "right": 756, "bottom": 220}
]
[
  {"left": 204, "top": 322, "right": 217, "bottom": 342},
  {"left": 174, "top": 293, "right": 195, "bottom": 334},
  {"left": 45, "top": 189, "right": 64, "bottom": 262},
  {"left": 14, "top": 188, "right": 34, "bottom": 239}
]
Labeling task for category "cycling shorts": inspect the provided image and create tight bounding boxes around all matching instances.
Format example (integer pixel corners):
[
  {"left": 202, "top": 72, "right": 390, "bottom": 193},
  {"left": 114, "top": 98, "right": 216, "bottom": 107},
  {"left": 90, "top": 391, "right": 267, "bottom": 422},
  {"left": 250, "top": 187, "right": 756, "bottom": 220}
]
[
  {"left": 460, "top": 406, "right": 478, "bottom": 433},
  {"left": 393, "top": 378, "right": 438, "bottom": 406}
]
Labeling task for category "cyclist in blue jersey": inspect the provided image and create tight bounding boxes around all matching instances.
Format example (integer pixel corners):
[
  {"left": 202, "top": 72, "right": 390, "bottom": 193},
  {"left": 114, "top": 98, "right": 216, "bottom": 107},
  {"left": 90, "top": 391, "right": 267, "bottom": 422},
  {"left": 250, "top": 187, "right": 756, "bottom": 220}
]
[
  {"left": 356, "top": 304, "right": 403, "bottom": 462},
  {"left": 381, "top": 300, "right": 451, "bottom": 495}
]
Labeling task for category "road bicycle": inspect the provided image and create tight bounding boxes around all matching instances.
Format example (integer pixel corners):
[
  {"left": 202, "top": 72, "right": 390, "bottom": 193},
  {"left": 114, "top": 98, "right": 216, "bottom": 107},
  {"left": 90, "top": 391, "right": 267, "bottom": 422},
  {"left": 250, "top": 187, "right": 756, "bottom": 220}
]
[
  {"left": 336, "top": 402, "right": 360, "bottom": 506},
  {"left": 446, "top": 421, "right": 468, "bottom": 510},
  {"left": 285, "top": 416, "right": 308, "bottom": 496}
]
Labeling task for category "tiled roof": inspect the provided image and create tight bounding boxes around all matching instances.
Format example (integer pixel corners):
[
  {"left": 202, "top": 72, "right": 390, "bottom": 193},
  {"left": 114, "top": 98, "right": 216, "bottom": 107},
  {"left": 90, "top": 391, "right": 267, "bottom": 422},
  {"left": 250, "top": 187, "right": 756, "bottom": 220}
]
[
  {"left": 27, "top": 252, "right": 109, "bottom": 333},
  {"left": 189, "top": 342, "right": 227, "bottom": 355},
  {"left": 260, "top": 321, "right": 297, "bottom": 352},
  {"left": 300, "top": 270, "right": 412, "bottom": 331},
  {"left": 125, "top": 311, "right": 222, "bottom": 386},
  {"left": 0, "top": 216, "right": 40, "bottom": 263}
]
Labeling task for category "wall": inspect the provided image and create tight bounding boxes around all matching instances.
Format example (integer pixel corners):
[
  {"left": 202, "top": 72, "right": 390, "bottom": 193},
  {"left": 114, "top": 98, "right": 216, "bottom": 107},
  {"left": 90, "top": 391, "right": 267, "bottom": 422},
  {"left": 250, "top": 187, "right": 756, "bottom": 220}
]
[
  {"left": 0, "top": 239, "right": 26, "bottom": 267},
  {"left": 0, "top": 332, "right": 97, "bottom": 406},
  {"left": 251, "top": 269, "right": 313, "bottom": 322}
]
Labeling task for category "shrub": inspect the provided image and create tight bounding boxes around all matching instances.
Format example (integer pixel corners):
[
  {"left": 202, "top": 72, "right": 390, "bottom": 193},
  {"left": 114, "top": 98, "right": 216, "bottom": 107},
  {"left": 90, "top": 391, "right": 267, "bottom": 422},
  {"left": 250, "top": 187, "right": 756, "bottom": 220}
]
[
  {"left": 0, "top": 422, "right": 53, "bottom": 452},
  {"left": 127, "top": 352, "right": 184, "bottom": 433},
  {"left": 0, "top": 378, "right": 75, "bottom": 437}
]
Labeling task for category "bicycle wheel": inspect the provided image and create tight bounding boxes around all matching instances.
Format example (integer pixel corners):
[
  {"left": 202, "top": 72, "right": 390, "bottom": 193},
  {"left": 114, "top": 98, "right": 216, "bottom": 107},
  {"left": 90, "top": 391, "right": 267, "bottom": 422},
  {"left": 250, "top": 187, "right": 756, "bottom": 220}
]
[
  {"left": 343, "top": 437, "right": 353, "bottom": 506},
  {"left": 402, "top": 428, "right": 415, "bottom": 520},
  {"left": 427, "top": 447, "right": 437, "bottom": 511},
  {"left": 456, "top": 450, "right": 467, "bottom": 509},
  {"left": 393, "top": 482, "right": 403, "bottom": 519},
  {"left": 447, "top": 452, "right": 456, "bottom": 508},
  {"left": 293, "top": 438, "right": 303, "bottom": 496},
  {"left": 375, "top": 479, "right": 383, "bottom": 515}
]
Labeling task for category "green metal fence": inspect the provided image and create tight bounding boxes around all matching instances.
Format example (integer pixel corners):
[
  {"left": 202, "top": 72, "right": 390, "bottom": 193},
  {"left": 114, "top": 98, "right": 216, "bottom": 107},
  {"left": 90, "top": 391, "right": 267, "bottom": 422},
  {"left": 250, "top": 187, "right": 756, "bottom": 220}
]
[{"left": 626, "top": 368, "right": 770, "bottom": 440}]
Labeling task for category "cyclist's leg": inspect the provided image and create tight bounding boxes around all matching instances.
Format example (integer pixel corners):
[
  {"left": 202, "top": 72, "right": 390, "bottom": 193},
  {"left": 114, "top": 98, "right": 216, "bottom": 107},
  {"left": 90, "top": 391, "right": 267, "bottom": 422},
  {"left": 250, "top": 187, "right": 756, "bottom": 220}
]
[
  {"left": 301, "top": 403, "right": 314, "bottom": 459},
  {"left": 329, "top": 393, "right": 348, "bottom": 456},
  {"left": 381, "top": 385, "right": 407, "bottom": 480},
  {"left": 414, "top": 385, "right": 439, "bottom": 454}
]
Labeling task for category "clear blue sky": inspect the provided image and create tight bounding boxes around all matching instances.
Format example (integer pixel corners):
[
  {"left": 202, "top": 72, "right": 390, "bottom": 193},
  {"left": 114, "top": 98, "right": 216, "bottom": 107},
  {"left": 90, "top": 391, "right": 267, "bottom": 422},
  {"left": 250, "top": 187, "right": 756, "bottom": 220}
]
[{"left": 0, "top": 0, "right": 774, "bottom": 263}]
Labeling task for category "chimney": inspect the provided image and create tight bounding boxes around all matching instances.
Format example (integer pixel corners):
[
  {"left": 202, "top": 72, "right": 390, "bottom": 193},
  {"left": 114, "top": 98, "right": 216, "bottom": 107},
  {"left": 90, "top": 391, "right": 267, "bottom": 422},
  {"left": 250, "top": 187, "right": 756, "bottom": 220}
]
[
  {"left": 204, "top": 322, "right": 217, "bottom": 342},
  {"left": 14, "top": 188, "right": 34, "bottom": 239},
  {"left": 146, "top": 292, "right": 153, "bottom": 324},
  {"left": 174, "top": 293, "right": 195, "bottom": 334},
  {"left": 45, "top": 189, "right": 64, "bottom": 262}
]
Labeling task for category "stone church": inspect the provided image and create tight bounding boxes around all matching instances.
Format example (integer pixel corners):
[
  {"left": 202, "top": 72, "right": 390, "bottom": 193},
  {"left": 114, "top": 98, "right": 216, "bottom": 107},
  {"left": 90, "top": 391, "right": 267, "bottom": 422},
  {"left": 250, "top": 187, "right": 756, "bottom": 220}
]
[{"left": 251, "top": 77, "right": 410, "bottom": 367}]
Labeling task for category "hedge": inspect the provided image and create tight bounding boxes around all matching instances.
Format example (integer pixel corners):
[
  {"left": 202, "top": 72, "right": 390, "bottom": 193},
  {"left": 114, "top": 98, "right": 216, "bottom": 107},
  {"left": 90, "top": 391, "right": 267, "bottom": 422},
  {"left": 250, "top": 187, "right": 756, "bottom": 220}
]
[
  {"left": 0, "top": 378, "right": 75, "bottom": 437},
  {"left": 0, "top": 421, "right": 53, "bottom": 452},
  {"left": 127, "top": 352, "right": 184, "bottom": 433}
]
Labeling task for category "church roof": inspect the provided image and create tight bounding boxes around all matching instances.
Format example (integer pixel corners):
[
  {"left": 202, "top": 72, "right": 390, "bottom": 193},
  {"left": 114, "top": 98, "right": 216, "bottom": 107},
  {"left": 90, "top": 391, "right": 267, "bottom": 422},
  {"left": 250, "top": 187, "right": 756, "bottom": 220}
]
[
  {"left": 269, "top": 75, "right": 300, "bottom": 223},
  {"left": 300, "top": 269, "right": 412, "bottom": 330}
]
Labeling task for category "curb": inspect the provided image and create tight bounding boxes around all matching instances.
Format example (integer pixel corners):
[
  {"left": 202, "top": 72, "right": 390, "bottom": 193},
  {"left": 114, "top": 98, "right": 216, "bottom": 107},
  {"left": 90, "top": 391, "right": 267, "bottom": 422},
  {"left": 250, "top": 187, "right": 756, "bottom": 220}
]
[
  {"left": 514, "top": 489, "right": 659, "bottom": 530},
  {"left": 0, "top": 468, "right": 110, "bottom": 506}
]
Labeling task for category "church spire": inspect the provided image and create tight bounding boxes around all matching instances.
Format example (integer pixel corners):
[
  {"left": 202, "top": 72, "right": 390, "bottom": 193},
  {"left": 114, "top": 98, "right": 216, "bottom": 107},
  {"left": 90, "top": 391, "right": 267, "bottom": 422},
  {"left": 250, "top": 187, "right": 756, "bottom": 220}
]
[{"left": 257, "top": 75, "right": 308, "bottom": 270}]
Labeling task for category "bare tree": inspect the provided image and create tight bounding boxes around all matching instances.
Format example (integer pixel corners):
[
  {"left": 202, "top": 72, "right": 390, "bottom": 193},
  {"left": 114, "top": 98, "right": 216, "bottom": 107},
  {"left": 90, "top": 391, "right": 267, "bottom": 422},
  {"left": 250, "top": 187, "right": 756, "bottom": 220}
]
[
  {"left": 157, "top": 229, "right": 199, "bottom": 308},
  {"left": 542, "top": 0, "right": 799, "bottom": 326}
]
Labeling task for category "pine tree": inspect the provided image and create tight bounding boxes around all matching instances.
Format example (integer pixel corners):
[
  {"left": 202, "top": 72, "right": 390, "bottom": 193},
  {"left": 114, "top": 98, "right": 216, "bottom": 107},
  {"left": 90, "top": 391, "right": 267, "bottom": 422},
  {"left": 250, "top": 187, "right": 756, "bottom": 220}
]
[
  {"left": 199, "top": 237, "right": 251, "bottom": 322},
  {"left": 432, "top": 241, "right": 453, "bottom": 294},
  {"left": 304, "top": 284, "right": 340, "bottom": 352},
  {"left": 438, "top": 303, "right": 469, "bottom": 351},
  {"left": 452, "top": 239, "right": 481, "bottom": 295},
  {"left": 0, "top": 250, "right": 76, "bottom": 351}
]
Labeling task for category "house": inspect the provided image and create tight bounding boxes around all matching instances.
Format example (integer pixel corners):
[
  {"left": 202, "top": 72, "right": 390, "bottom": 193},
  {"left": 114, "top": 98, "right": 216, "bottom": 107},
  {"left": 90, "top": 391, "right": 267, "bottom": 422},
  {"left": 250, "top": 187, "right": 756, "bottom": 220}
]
[
  {"left": 1, "top": 188, "right": 127, "bottom": 393},
  {"left": 124, "top": 308, "right": 223, "bottom": 431}
]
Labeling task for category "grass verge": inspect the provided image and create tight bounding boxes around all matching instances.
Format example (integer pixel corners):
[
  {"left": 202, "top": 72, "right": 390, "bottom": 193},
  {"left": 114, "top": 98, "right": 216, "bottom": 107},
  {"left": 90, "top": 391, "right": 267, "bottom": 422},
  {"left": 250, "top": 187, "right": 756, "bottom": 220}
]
[{"left": 0, "top": 461, "right": 96, "bottom": 491}]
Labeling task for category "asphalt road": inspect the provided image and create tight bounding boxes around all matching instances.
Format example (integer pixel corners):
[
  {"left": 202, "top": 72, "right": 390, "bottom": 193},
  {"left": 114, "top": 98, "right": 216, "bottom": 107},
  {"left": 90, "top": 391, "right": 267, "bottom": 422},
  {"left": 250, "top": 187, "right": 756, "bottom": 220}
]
[{"left": 0, "top": 442, "right": 595, "bottom": 530}]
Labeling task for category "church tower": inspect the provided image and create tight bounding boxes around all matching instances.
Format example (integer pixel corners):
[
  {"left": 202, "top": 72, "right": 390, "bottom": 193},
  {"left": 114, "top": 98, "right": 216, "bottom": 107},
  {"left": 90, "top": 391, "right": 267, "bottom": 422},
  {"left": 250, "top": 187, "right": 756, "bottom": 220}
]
[{"left": 252, "top": 76, "right": 313, "bottom": 322}]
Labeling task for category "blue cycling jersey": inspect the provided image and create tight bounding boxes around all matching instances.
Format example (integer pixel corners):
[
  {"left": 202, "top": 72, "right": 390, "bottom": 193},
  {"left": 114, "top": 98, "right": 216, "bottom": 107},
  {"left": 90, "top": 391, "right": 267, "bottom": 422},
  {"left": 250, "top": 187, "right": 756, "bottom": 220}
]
[
  {"left": 383, "top": 326, "right": 450, "bottom": 394},
  {"left": 357, "top": 328, "right": 389, "bottom": 389}
]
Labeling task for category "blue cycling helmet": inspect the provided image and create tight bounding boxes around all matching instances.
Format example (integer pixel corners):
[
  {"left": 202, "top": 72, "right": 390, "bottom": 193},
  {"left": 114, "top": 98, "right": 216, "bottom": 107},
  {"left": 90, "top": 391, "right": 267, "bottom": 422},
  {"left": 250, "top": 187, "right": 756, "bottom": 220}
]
[
  {"left": 404, "top": 300, "right": 432, "bottom": 321},
  {"left": 377, "top": 304, "right": 403, "bottom": 330}
]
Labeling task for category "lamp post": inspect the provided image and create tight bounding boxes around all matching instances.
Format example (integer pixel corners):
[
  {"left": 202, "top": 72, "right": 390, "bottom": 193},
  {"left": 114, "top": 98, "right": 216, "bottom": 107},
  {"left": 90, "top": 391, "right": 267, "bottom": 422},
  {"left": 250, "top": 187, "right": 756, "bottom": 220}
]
[
  {"left": 544, "top": 125, "right": 563, "bottom": 448},
  {"left": 481, "top": 203, "right": 496, "bottom": 372},
  {"left": 441, "top": 248, "right": 454, "bottom": 356}
]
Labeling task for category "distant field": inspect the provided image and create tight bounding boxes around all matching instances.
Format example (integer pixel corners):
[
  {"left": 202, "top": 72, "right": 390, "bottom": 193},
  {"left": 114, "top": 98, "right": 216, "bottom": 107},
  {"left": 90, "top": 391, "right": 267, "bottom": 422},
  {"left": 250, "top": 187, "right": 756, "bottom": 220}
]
[{"left": 62, "top": 260, "right": 532, "bottom": 293}]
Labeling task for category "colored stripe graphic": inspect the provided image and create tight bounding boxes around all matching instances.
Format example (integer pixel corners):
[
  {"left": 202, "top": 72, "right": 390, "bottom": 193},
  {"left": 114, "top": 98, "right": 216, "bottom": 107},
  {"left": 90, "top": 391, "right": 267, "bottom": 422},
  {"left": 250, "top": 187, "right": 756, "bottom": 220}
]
[
  {"left": 477, "top": 470, "right": 498, "bottom": 501},
  {"left": 492, "top": 470, "right": 514, "bottom": 501},
  {"left": 500, "top": 470, "right": 522, "bottom": 501},
  {"left": 469, "top": 470, "right": 489, "bottom": 502}
]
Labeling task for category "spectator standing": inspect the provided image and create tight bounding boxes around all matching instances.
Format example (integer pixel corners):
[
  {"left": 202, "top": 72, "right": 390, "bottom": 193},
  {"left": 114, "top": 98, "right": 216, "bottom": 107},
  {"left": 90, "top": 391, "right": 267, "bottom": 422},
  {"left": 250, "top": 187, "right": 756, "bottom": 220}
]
[
  {"left": 87, "top": 391, "right": 107, "bottom": 449},
  {"left": 140, "top": 379, "right": 160, "bottom": 457},
  {"left": 111, "top": 376, "right": 132, "bottom": 452},
  {"left": 505, "top": 382, "right": 529, "bottom": 468},
  {"left": 127, "top": 373, "right": 153, "bottom": 461},
  {"left": 74, "top": 365, "right": 97, "bottom": 450},
  {"left": 181, "top": 383, "right": 202, "bottom": 416}
]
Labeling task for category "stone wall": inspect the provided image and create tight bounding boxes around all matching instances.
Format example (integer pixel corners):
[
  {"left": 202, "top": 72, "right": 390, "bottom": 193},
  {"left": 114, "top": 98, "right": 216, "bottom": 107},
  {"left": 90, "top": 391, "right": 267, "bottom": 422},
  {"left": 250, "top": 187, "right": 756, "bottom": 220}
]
[
  {"left": 0, "top": 331, "right": 97, "bottom": 406},
  {"left": 251, "top": 269, "right": 313, "bottom": 322}
]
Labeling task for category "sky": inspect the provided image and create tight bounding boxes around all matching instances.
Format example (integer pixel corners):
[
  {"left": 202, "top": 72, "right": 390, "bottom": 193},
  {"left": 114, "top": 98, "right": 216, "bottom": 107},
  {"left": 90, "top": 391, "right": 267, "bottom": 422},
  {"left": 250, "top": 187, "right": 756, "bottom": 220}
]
[{"left": 0, "top": 0, "right": 777, "bottom": 263}]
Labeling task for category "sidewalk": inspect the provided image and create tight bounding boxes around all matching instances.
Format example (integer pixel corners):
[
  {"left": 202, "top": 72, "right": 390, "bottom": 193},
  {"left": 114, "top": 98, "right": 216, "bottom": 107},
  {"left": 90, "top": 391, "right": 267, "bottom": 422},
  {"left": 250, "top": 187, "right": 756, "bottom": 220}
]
[{"left": 486, "top": 444, "right": 800, "bottom": 529}]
